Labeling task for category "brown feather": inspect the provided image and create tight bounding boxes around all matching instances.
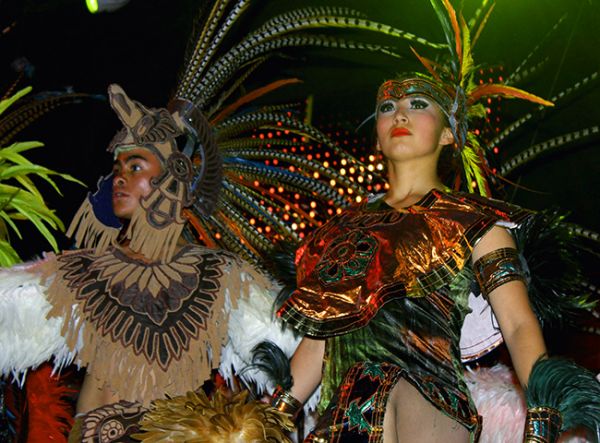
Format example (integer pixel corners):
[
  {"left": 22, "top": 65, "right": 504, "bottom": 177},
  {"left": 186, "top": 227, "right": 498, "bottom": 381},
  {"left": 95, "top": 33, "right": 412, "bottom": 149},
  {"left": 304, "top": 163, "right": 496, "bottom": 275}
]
[
  {"left": 210, "top": 78, "right": 302, "bottom": 125},
  {"left": 467, "top": 84, "right": 554, "bottom": 106}
]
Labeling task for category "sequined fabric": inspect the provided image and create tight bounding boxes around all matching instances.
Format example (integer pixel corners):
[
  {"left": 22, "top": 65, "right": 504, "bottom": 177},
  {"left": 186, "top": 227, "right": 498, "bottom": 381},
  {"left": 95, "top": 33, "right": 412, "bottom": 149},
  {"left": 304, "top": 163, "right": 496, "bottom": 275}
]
[
  {"left": 473, "top": 247, "right": 527, "bottom": 298},
  {"left": 279, "top": 189, "right": 529, "bottom": 442},
  {"left": 279, "top": 189, "right": 529, "bottom": 337},
  {"left": 305, "top": 362, "right": 402, "bottom": 443},
  {"left": 523, "top": 407, "right": 562, "bottom": 443}
]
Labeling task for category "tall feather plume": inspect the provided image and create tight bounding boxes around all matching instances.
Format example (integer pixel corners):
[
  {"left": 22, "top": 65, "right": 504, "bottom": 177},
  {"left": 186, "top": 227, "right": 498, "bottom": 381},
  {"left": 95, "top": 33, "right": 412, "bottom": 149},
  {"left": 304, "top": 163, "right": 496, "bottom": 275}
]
[
  {"left": 168, "top": 2, "right": 448, "bottom": 267},
  {"left": 488, "top": 72, "right": 598, "bottom": 152},
  {"left": 513, "top": 209, "right": 597, "bottom": 327},
  {"left": 506, "top": 14, "right": 567, "bottom": 85},
  {"left": 0, "top": 91, "right": 98, "bottom": 146},
  {"left": 246, "top": 341, "right": 293, "bottom": 391},
  {"left": 406, "top": 0, "right": 556, "bottom": 195},
  {"left": 500, "top": 126, "right": 599, "bottom": 177}
]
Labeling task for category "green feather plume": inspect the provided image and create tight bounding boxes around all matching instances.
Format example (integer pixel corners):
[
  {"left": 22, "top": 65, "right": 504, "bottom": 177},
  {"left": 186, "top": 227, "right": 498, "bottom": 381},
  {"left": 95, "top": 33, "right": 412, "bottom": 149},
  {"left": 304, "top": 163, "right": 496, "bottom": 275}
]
[{"left": 525, "top": 357, "right": 600, "bottom": 432}]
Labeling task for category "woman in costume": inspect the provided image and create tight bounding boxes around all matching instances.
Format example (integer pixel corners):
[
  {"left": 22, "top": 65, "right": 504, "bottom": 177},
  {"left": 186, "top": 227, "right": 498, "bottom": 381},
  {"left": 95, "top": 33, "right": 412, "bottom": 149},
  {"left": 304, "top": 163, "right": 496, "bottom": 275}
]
[{"left": 274, "top": 2, "right": 600, "bottom": 442}]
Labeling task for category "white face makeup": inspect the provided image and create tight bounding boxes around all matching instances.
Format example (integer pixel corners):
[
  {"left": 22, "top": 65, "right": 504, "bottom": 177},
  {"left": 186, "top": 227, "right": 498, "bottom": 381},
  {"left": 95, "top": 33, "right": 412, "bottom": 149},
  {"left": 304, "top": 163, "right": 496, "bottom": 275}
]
[{"left": 375, "top": 95, "right": 452, "bottom": 163}]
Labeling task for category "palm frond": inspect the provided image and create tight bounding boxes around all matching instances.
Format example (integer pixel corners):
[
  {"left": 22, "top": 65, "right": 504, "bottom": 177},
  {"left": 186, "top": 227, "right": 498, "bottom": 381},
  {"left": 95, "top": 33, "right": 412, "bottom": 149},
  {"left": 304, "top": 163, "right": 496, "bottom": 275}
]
[{"left": 0, "top": 89, "right": 84, "bottom": 266}]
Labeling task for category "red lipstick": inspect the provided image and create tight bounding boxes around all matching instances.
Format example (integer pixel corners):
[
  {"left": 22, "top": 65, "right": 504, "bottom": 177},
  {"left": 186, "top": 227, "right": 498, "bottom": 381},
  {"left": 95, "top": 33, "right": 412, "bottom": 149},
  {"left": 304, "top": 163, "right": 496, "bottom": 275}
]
[{"left": 391, "top": 127, "right": 411, "bottom": 137}]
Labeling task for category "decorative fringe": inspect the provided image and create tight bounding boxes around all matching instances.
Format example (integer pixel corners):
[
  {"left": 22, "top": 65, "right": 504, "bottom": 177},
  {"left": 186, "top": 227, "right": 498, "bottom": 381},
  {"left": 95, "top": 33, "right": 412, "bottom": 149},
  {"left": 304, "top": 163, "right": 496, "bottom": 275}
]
[
  {"left": 125, "top": 202, "right": 185, "bottom": 264},
  {"left": 0, "top": 262, "right": 77, "bottom": 384},
  {"left": 133, "top": 390, "right": 294, "bottom": 442},
  {"left": 45, "top": 248, "right": 267, "bottom": 407},
  {"left": 525, "top": 357, "right": 600, "bottom": 432},
  {"left": 66, "top": 198, "right": 119, "bottom": 253}
]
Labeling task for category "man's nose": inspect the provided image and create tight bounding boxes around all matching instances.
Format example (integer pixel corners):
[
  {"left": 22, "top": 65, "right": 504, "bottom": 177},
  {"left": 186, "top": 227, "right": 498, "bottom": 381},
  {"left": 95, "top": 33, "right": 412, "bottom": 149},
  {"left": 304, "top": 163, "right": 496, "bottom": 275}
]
[{"left": 113, "top": 172, "right": 125, "bottom": 187}]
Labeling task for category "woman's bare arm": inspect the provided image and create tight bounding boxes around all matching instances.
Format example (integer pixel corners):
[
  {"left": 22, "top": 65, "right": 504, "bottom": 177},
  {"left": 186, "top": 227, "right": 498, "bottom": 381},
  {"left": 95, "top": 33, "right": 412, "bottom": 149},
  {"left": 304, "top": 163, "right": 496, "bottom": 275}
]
[
  {"left": 289, "top": 336, "right": 325, "bottom": 403},
  {"left": 472, "top": 226, "right": 546, "bottom": 385}
]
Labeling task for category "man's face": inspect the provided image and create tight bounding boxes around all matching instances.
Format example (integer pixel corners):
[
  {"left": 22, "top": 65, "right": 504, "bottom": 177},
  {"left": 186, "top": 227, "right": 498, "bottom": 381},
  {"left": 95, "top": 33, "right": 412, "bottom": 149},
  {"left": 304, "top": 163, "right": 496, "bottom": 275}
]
[{"left": 112, "top": 147, "right": 162, "bottom": 220}]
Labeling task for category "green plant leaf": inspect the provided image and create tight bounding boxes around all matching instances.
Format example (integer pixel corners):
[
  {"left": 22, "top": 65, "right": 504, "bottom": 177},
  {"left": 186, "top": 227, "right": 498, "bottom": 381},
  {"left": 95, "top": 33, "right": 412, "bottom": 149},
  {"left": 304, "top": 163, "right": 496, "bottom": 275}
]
[{"left": 0, "top": 87, "right": 32, "bottom": 116}]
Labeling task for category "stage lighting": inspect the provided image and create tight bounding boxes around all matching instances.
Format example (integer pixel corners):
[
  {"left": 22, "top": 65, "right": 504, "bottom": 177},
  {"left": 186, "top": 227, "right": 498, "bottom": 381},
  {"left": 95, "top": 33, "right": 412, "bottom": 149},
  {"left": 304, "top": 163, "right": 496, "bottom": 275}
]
[{"left": 86, "top": 0, "right": 130, "bottom": 13}]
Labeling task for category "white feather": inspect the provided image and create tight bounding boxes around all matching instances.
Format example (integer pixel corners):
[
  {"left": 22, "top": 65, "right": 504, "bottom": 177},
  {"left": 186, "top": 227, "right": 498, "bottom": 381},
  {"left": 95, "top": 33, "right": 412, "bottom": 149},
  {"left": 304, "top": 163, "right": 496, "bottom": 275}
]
[
  {"left": 219, "top": 271, "right": 322, "bottom": 413},
  {"left": 220, "top": 276, "right": 301, "bottom": 393},
  {"left": 0, "top": 267, "right": 69, "bottom": 384}
]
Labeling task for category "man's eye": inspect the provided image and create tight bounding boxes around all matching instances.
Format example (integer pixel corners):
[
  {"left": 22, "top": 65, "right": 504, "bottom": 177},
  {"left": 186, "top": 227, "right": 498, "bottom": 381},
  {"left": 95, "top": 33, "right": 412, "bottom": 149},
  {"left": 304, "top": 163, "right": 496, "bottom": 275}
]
[
  {"left": 410, "top": 99, "right": 429, "bottom": 110},
  {"left": 378, "top": 101, "right": 395, "bottom": 114},
  {"left": 131, "top": 164, "right": 143, "bottom": 172}
]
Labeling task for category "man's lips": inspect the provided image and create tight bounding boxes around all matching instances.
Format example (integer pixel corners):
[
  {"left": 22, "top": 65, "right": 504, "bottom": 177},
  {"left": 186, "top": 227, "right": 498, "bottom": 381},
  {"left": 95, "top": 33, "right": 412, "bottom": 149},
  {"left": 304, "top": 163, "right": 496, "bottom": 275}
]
[
  {"left": 391, "top": 127, "right": 411, "bottom": 137},
  {"left": 112, "top": 191, "right": 129, "bottom": 199}
]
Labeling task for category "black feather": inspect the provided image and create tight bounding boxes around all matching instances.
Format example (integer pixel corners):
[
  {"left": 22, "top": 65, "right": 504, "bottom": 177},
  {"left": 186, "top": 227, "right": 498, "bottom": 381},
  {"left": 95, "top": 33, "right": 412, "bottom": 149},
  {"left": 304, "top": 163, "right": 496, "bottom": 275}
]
[{"left": 245, "top": 340, "right": 293, "bottom": 390}]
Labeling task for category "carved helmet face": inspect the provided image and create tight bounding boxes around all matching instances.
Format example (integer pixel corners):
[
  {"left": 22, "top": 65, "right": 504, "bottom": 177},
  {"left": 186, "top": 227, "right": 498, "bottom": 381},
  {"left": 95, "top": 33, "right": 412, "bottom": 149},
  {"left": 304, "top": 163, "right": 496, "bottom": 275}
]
[
  {"left": 107, "top": 84, "right": 200, "bottom": 230},
  {"left": 107, "top": 84, "right": 183, "bottom": 164},
  {"left": 107, "top": 84, "right": 220, "bottom": 221}
]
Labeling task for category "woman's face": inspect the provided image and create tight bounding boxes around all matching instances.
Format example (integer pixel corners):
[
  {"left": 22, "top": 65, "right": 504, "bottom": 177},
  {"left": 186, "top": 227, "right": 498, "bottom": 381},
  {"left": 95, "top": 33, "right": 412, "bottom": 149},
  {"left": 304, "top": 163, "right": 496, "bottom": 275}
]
[
  {"left": 375, "top": 95, "right": 452, "bottom": 162},
  {"left": 112, "top": 147, "right": 163, "bottom": 220}
]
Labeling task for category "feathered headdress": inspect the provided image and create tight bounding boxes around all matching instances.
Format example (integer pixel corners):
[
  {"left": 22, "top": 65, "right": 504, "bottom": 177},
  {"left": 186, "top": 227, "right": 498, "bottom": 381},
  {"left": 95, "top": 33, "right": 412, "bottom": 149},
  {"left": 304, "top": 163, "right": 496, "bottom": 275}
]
[
  {"left": 379, "top": 0, "right": 554, "bottom": 196},
  {"left": 67, "top": 1, "right": 447, "bottom": 264}
]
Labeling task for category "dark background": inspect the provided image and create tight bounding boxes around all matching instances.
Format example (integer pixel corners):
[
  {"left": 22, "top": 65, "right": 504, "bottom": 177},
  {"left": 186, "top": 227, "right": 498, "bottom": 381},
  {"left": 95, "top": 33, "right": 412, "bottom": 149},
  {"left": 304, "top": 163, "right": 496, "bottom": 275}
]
[{"left": 1, "top": 0, "right": 599, "bottom": 260}]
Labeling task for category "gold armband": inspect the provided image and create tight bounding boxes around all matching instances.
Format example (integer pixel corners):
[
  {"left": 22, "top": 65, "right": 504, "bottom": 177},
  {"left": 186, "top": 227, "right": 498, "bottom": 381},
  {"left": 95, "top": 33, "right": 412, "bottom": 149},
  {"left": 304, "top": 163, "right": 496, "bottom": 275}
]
[
  {"left": 271, "top": 385, "right": 302, "bottom": 419},
  {"left": 473, "top": 247, "right": 526, "bottom": 299},
  {"left": 523, "top": 406, "right": 562, "bottom": 443}
]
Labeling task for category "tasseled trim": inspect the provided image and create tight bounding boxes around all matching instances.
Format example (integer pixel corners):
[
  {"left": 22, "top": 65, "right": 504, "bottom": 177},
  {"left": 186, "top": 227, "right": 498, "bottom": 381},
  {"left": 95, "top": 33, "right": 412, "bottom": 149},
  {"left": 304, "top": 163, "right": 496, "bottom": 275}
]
[
  {"left": 124, "top": 201, "right": 185, "bottom": 264},
  {"left": 66, "top": 198, "right": 119, "bottom": 253},
  {"left": 46, "top": 250, "right": 263, "bottom": 406}
]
